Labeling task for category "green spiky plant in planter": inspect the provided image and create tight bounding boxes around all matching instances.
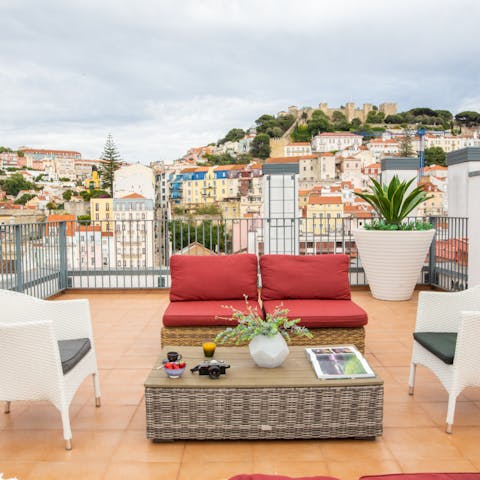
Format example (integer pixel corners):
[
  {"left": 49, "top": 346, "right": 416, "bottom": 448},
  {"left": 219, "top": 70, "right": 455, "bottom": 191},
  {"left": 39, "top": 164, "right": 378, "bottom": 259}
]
[
  {"left": 353, "top": 175, "right": 435, "bottom": 301},
  {"left": 355, "top": 176, "right": 433, "bottom": 230}
]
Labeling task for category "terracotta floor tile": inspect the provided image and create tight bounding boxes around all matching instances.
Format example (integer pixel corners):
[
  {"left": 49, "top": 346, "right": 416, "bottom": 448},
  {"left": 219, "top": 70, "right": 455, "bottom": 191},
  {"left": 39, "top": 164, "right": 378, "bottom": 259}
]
[
  {"left": 103, "top": 462, "right": 180, "bottom": 480},
  {"left": 420, "top": 401, "right": 480, "bottom": 428},
  {"left": 397, "top": 458, "right": 477, "bottom": 472},
  {"left": 182, "top": 440, "right": 254, "bottom": 463},
  {"left": 26, "top": 461, "right": 108, "bottom": 479},
  {"left": 99, "top": 382, "right": 145, "bottom": 406},
  {"left": 326, "top": 459, "right": 402, "bottom": 480},
  {"left": 0, "top": 462, "right": 35, "bottom": 480},
  {"left": 252, "top": 460, "right": 330, "bottom": 477},
  {"left": 127, "top": 401, "right": 147, "bottom": 430},
  {"left": 1, "top": 403, "right": 83, "bottom": 431},
  {"left": 43, "top": 430, "right": 123, "bottom": 462},
  {"left": 111, "top": 430, "right": 185, "bottom": 462},
  {"left": 0, "top": 431, "right": 58, "bottom": 461},
  {"left": 320, "top": 438, "right": 394, "bottom": 461},
  {"left": 383, "top": 402, "right": 437, "bottom": 428},
  {"left": 71, "top": 404, "right": 137, "bottom": 431},
  {"left": 448, "top": 426, "right": 480, "bottom": 464},
  {"left": 382, "top": 427, "right": 465, "bottom": 462},
  {"left": 252, "top": 440, "right": 324, "bottom": 462},
  {"left": 177, "top": 461, "right": 254, "bottom": 480}
]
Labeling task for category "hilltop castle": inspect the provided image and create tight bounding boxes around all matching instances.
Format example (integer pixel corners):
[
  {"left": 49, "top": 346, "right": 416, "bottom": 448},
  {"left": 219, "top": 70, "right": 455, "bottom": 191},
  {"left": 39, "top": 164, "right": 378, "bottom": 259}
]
[{"left": 278, "top": 102, "right": 397, "bottom": 124}]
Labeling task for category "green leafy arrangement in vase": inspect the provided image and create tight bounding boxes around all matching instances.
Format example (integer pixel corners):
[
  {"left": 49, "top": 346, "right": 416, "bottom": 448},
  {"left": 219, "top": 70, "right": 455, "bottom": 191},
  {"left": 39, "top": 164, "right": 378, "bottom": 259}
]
[
  {"left": 215, "top": 296, "right": 312, "bottom": 345},
  {"left": 355, "top": 175, "right": 433, "bottom": 230}
]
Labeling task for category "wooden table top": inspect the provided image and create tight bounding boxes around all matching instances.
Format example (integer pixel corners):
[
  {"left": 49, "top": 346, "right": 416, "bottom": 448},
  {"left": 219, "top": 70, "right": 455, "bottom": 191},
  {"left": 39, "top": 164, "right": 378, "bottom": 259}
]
[{"left": 144, "top": 346, "right": 383, "bottom": 389}]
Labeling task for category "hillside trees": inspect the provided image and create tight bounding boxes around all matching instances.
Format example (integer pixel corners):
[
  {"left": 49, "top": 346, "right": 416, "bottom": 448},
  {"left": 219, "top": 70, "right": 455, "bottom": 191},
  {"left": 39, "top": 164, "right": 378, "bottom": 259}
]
[
  {"left": 398, "top": 127, "right": 416, "bottom": 157},
  {"left": 424, "top": 146, "right": 446, "bottom": 166},
  {"left": 169, "top": 220, "right": 231, "bottom": 252},
  {"left": 99, "top": 133, "right": 121, "bottom": 197},
  {"left": 255, "top": 114, "right": 295, "bottom": 137},
  {"left": 455, "top": 111, "right": 480, "bottom": 127},
  {"left": 0, "top": 173, "right": 36, "bottom": 196},
  {"left": 218, "top": 128, "right": 245, "bottom": 145},
  {"left": 250, "top": 133, "right": 271, "bottom": 159}
]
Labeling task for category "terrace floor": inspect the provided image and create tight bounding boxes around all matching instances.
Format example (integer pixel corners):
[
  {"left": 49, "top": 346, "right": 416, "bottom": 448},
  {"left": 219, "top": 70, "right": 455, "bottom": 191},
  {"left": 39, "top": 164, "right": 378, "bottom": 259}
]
[{"left": 1, "top": 289, "right": 480, "bottom": 480}]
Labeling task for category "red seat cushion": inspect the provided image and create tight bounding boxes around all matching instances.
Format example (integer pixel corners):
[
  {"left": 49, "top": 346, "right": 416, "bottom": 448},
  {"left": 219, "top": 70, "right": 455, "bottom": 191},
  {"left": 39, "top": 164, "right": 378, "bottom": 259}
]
[
  {"left": 163, "top": 299, "right": 262, "bottom": 327},
  {"left": 229, "top": 475, "right": 338, "bottom": 480},
  {"left": 360, "top": 475, "right": 480, "bottom": 480},
  {"left": 260, "top": 254, "right": 351, "bottom": 301},
  {"left": 263, "top": 299, "right": 368, "bottom": 328},
  {"left": 169, "top": 254, "right": 258, "bottom": 302}
]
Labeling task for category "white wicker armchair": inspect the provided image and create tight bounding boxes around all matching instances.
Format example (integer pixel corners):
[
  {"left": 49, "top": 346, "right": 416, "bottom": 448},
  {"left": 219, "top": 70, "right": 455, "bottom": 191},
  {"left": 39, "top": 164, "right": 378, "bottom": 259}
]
[
  {"left": 408, "top": 285, "right": 480, "bottom": 433},
  {"left": 0, "top": 289, "right": 101, "bottom": 449}
]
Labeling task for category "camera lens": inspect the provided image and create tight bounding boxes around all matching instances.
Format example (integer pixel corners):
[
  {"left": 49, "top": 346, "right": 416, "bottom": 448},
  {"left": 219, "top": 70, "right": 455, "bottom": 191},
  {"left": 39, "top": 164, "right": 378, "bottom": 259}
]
[{"left": 208, "top": 365, "right": 221, "bottom": 379}]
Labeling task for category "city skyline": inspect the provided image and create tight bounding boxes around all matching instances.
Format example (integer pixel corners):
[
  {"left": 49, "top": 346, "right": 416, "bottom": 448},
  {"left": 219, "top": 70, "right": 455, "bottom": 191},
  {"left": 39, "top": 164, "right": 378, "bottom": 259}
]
[{"left": 1, "top": 0, "right": 479, "bottom": 163}]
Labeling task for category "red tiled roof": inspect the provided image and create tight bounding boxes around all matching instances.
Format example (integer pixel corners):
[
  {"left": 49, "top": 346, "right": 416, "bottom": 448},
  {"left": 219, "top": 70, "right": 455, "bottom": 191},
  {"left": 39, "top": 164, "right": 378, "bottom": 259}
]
[
  {"left": 286, "top": 142, "right": 311, "bottom": 146},
  {"left": 316, "top": 132, "right": 362, "bottom": 137},
  {"left": 265, "top": 157, "right": 301, "bottom": 164},
  {"left": 121, "top": 193, "right": 145, "bottom": 199},
  {"left": 308, "top": 195, "right": 342, "bottom": 205},
  {"left": 19, "top": 148, "right": 81, "bottom": 155}
]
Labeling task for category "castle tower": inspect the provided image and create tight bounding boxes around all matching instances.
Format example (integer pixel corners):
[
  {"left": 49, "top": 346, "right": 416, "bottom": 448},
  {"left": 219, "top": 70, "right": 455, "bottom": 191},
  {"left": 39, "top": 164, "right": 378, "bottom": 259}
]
[
  {"left": 344, "top": 103, "right": 356, "bottom": 122},
  {"left": 379, "top": 103, "right": 397, "bottom": 117},
  {"left": 362, "top": 104, "right": 373, "bottom": 123}
]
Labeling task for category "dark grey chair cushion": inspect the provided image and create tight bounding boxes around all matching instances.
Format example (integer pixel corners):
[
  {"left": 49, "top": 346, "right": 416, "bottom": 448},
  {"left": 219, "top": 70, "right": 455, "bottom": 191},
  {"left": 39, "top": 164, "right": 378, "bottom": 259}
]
[
  {"left": 58, "top": 338, "right": 92, "bottom": 374},
  {"left": 413, "top": 332, "right": 457, "bottom": 365}
]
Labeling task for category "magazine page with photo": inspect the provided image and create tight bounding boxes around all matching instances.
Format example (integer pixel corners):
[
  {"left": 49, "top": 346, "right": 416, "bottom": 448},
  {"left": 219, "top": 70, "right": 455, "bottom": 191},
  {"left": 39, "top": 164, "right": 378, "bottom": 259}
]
[{"left": 305, "top": 345, "right": 375, "bottom": 380}]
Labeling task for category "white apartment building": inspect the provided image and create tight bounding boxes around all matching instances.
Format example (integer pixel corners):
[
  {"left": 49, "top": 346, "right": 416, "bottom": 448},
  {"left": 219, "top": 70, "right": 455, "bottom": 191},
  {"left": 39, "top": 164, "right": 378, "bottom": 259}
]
[
  {"left": 367, "top": 138, "right": 400, "bottom": 160},
  {"left": 284, "top": 142, "right": 312, "bottom": 157},
  {"left": 341, "top": 156, "right": 364, "bottom": 190},
  {"left": 312, "top": 132, "right": 363, "bottom": 153},
  {"left": 114, "top": 163, "right": 155, "bottom": 200},
  {"left": 113, "top": 194, "right": 154, "bottom": 269}
]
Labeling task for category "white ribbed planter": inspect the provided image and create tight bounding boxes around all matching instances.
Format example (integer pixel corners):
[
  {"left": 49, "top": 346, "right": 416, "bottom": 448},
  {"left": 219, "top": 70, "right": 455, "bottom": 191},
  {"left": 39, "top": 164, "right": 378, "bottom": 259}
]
[
  {"left": 248, "top": 333, "right": 289, "bottom": 368},
  {"left": 353, "top": 228, "right": 435, "bottom": 301}
]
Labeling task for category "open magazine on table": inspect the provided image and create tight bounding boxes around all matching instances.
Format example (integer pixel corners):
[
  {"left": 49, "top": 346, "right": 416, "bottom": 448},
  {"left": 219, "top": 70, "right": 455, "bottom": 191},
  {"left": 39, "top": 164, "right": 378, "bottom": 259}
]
[{"left": 305, "top": 345, "right": 375, "bottom": 380}]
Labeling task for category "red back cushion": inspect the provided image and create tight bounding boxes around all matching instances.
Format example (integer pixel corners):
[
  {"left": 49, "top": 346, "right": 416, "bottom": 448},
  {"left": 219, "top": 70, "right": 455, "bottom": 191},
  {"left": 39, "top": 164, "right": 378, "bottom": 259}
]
[
  {"left": 170, "top": 254, "right": 258, "bottom": 301},
  {"left": 260, "top": 254, "right": 351, "bottom": 301}
]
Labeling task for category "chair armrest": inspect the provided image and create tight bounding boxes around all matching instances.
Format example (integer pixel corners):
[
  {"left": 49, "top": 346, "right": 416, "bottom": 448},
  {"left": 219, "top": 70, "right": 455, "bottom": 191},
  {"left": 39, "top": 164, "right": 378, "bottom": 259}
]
[
  {"left": 454, "top": 311, "right": 480, "bottom": 375},
  {"left": 46, "top": 299, "right": 94, "bottom": 341},
  {"left": 415, "top": 288, "right": 480, "bottom": 332}
]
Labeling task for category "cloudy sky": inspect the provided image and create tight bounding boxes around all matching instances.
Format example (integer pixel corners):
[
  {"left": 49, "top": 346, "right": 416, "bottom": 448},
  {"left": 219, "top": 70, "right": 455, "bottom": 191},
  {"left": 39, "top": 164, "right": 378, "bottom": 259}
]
[{"left": 1, "top": 0, "right": 479, "bottom": 163}]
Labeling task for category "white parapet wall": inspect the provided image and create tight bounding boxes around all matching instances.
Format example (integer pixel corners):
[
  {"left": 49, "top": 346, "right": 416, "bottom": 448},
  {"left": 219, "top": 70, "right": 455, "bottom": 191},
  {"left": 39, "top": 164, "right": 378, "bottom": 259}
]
[{"left": 447, "top": 147, "right": 480, "bottom": 287}]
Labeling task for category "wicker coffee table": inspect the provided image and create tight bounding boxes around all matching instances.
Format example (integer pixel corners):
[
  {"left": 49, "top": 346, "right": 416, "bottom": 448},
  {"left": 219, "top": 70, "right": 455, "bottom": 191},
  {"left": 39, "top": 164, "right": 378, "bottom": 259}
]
[{"left": 144, "top": 346, "right": 383, "bottom": 441}]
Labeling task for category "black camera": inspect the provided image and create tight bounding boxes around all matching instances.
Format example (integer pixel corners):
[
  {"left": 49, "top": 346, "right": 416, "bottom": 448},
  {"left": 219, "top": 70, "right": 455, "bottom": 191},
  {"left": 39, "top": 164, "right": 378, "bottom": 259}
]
[{"left": 190, "top": 360, "right": 230, "bottom": 379}]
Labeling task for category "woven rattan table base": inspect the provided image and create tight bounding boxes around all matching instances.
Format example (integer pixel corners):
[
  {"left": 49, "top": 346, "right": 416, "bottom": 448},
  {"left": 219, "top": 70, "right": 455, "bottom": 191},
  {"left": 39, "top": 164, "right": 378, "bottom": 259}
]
[
  {"left": 145, "top": 347, "right": 383, "bottom": 441},
  {"left": 146, "top": 384, "right": 383, "bottom": 440}
]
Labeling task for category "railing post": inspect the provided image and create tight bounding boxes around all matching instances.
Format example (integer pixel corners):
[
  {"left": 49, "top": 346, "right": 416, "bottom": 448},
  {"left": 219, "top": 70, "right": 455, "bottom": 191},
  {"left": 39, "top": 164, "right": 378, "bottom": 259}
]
[
  {"left": 59, "top": 221, "right": 68, "bottom": 291},
  {"left": 14, "top": 224, "right": 24, "bottom": 292},
  {"left": 428, "top": 216, "right": 437, "bottom": 287}
]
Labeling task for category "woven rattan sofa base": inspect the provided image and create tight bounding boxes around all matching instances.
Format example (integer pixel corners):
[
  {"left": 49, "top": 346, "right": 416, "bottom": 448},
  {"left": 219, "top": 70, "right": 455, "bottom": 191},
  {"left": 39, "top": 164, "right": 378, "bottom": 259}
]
[
  {"left": 145, "top": 347, "right": 383, "bottom": 441},
  {"left": 161, "top": 326, "right": 365, "bottom": 353}
]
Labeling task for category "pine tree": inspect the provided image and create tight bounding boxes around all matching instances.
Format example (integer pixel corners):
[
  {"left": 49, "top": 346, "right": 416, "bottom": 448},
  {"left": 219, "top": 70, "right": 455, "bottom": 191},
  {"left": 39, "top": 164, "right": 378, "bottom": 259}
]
[
  {"left": 99, "top": 133, "right": 121, "bottom": 197},
  {"left": 398, "top": 126, "right": 415, "bottom": 157}
]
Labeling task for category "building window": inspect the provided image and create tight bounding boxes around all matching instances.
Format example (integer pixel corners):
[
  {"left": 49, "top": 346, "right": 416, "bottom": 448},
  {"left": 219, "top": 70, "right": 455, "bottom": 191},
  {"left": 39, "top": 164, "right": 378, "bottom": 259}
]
[{"left": 106, "top": 203, "right": 110, "bottom": 211}]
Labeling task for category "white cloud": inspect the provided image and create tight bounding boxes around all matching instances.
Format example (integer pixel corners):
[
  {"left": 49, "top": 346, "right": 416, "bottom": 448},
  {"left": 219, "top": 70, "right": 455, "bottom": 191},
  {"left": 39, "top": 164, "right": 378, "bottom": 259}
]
[{"left": 0, "top": 0, "right": 479, "bottom": 162}]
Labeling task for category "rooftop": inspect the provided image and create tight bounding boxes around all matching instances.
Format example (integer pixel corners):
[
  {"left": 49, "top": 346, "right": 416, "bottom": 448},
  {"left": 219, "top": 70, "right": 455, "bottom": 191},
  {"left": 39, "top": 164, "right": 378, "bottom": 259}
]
[{"left": 1, "top": 289, "right": 479, "bottom": 480}]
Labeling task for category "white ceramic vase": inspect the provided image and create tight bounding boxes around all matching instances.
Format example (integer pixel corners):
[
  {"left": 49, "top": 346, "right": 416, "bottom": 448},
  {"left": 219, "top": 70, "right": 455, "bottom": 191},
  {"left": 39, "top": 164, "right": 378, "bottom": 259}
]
[
  {"left": 248, "top": 333, "right": 289, "bottom": 368},
  {"left": 353, "top": 228, "right": 435, "bottom": 301}
]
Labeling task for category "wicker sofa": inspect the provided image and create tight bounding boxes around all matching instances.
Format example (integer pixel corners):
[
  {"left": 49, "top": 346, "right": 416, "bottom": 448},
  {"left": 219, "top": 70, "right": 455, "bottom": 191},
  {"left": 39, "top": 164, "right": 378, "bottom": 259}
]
[{"left": 161, "top": 253, "right": 368, "bottom": 352}]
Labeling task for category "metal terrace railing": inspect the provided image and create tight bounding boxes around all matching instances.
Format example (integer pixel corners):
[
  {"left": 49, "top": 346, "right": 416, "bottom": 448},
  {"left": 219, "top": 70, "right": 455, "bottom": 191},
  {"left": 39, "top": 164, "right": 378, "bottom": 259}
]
[{"left": 0, "top": 216, "right": 468, "bottom": 298}]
